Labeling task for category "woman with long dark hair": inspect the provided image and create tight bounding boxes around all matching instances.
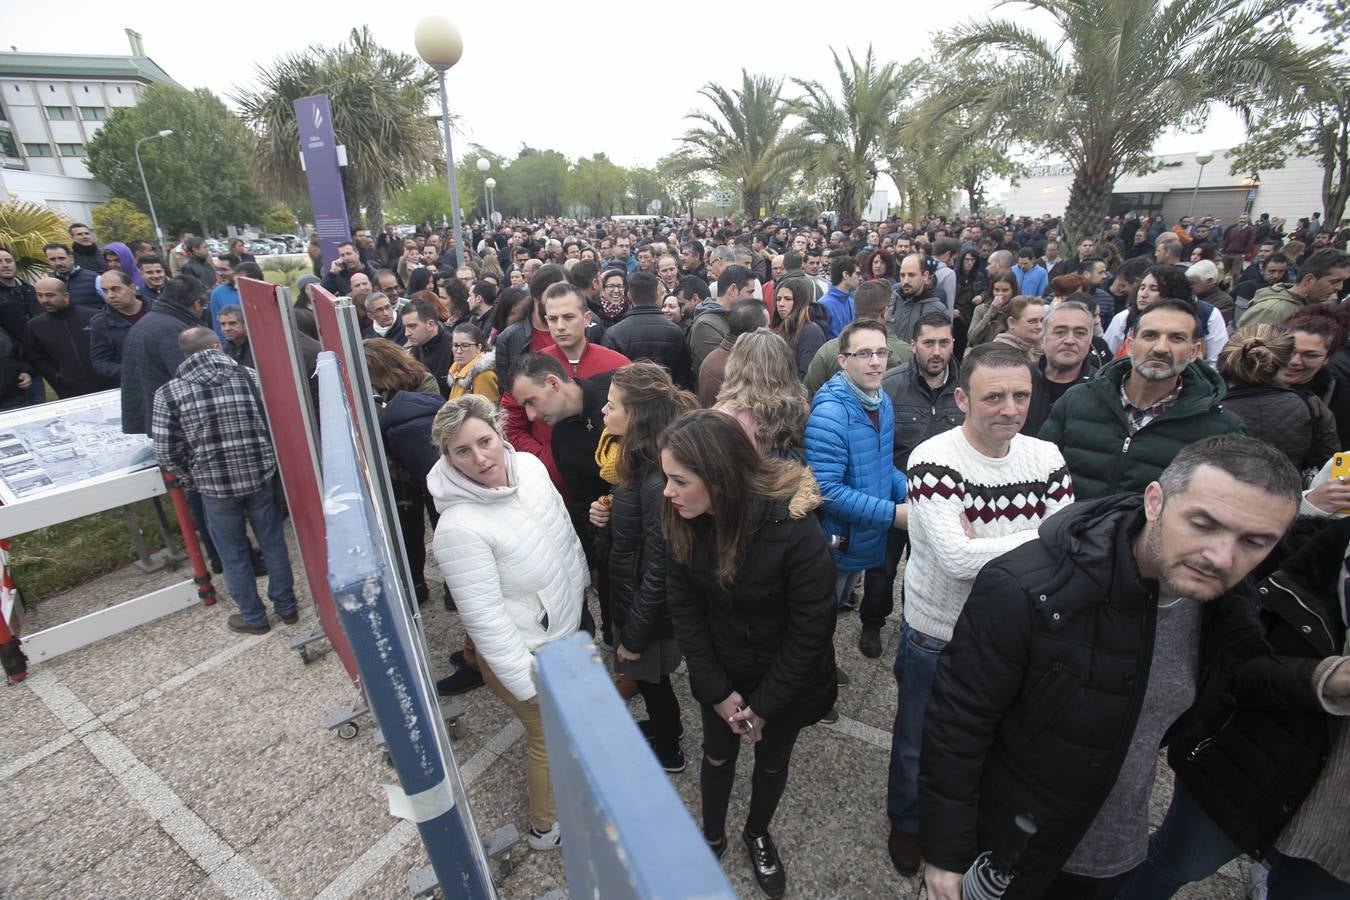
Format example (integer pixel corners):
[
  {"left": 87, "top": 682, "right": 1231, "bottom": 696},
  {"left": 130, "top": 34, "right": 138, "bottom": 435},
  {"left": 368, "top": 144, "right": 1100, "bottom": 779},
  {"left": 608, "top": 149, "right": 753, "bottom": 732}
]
[
  {"left": 589, "top": 362, "right": 698, "bottom": 772},
  {"left": 660, "top": 410, "right": 836, "bottom": 898},
  {"left": 769, "top": 277, "right": 827, "bottom": 379},
  {"left": 864, "top": 247, "right": 897, "bottom": 285}
]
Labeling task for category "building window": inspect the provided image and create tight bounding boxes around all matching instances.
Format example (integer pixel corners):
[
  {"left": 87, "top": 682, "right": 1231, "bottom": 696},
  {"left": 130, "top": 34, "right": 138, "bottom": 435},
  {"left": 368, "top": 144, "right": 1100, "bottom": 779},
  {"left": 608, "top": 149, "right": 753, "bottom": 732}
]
[
  {"left": 79, "top": 106, "right": 106, "bottom": 121},
  {"left": 56, "top": 143, "right": 85, "bottom": 157},
  {"left": 44, "top": 106, "right": 74, "bottom": 120},
  {"left": 23, "top": 143, "right": 53, "bottom": 158},
  {"left": 0, "top": 132, "right": 17, "bottom": 158}
]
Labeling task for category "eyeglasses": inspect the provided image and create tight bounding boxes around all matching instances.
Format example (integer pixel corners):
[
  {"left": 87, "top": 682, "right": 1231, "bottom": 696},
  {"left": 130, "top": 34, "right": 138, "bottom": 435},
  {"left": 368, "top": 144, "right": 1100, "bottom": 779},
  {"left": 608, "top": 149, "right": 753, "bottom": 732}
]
[
  {"left": 604, "top": 284, "right": 625, "bottom": 292},
  {"left": 841, "top": 349, "right": 888, "bottom": 360},
  {"left": 451, "top": 343, "right": 479, "bottom": 351}
]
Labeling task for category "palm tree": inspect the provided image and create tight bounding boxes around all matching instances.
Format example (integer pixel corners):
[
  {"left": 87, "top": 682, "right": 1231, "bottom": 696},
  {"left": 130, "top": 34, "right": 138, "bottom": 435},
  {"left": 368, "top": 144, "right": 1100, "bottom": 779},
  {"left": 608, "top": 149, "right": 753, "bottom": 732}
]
[
  {"left": 0, "top": 202, "right": 69, "bottom": 282},
  {"left": 677, "top": 71, "right": 796, "bottom": 217},
  {"left": 235, "top": 26, "right": 442, "bottom": 231},
  {"left": 917, "top": 0, "right": 1323, "bottom": 244},
  {"left": 792, "top": 48, "right": 918, "bottom": 222}
]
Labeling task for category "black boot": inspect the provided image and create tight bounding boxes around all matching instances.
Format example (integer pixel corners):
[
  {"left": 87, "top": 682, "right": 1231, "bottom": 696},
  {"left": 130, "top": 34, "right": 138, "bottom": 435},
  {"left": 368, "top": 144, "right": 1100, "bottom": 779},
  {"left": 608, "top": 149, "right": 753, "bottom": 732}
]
[{"left": 742, "top": 829, "right": 786, "bottom": 898}]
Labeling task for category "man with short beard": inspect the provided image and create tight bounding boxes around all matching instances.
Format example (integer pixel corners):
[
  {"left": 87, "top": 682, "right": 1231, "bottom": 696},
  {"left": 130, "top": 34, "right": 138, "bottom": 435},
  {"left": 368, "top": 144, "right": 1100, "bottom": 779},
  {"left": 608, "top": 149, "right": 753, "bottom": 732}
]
[
  {"left": 919, "top": 436, "right": 1304, "bottom": 900},
  {"left": 1024, "top": 300, "right": 1098, "bottom": 434},
  {"left": 138, "top": 255, "right": 168, "bottom": 303},
  {"left": 1040, "top": 299, "right": 1246, "bottom": 499}
]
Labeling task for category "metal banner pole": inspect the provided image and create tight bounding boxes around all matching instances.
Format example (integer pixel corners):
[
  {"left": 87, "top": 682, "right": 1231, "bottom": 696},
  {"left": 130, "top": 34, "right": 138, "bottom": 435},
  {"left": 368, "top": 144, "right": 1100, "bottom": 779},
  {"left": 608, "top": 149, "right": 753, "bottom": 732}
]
[{"left": 317, "top": 354, "right": 496, "bottom": 897}]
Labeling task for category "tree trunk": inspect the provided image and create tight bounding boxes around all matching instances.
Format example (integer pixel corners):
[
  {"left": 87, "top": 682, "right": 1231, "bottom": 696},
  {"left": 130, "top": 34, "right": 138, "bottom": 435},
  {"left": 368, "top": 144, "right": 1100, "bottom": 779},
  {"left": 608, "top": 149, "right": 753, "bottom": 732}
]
[
  {"left": 366, "top": 195, "right": 384, "bottom": 234},
  {"left": 742, "top": 188, "right": 761, "bottom": 220},
  {"left": 1322, "top": 112, "right": 1350, "bottom": 229},
  {"left": 1063, "top": 166, "right": 1115, "bottom": 247}
]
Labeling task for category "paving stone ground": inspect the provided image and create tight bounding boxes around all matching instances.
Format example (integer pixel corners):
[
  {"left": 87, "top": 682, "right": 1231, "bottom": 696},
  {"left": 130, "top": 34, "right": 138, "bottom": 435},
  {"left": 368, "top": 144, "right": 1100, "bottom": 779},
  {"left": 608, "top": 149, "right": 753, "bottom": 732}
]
[{"left": 0, "top": 527, "right": 1251, "bottom": 898}]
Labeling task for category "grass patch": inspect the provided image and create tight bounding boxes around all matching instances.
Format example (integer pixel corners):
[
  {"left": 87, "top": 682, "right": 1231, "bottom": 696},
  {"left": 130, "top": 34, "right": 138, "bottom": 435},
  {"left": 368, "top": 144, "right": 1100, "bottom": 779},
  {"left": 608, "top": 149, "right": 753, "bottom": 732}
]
[{"left": 8, "top": 499, "right": 183, "bottom": 603}]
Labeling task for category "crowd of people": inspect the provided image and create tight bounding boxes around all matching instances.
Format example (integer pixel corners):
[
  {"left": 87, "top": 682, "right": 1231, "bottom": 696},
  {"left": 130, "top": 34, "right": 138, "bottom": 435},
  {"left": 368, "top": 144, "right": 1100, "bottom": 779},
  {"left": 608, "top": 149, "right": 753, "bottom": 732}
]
[{"left": 2, "top": 206, "right": 1349, "bottom": 898}]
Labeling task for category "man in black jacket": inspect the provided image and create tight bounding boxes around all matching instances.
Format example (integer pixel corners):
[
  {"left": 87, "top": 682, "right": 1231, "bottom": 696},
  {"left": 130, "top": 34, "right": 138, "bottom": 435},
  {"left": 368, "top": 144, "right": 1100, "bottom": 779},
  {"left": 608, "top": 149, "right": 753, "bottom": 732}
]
[
  {"left": 120, "top": 275, "right": 209, "bottom": 436},
  {"left": 403, "top": 299, "right": 453, "bottom": 398},
  {"left": 24, "top": 277, "right": 115, "bottom": 398},
  {"left": 90, "top": 270, "right": 151, "bottom": 383},
  {"left": 43, "top": 243, "right": 102, "bottom": 310},
  {"left": 861, "top": 312, "right": 961, "bottom": 659},
  {"left": 1023, "top": 300, "right": 1099, "bottom": 435},
  {"left": 920, "top": 436, "right": 1301, "bottom": 900},
  {"left": 68, "top": 223, "right": 105, "bottom": 273},
  {"left": 602, "top": 271, "right": 692, "bottom": 387},
  {"left": 321, "top": 241, "right": 378, "bottom": 297}
]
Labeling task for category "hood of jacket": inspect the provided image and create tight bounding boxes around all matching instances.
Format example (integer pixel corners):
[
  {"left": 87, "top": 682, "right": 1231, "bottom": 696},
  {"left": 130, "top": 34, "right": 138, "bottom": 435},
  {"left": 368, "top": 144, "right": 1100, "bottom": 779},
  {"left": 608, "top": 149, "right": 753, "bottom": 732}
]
[
  {"left": 176, "top": 348, "right": 238, "bottom": 387},
  {"left": 449, "top": 349, "right": 495, "bottom": 385},
  {"left": 381, "top": 389, "right": 444, "bottom": 432},
  {"left": 758, "top": 465, "right": 823, "bottom": 523},
  {"left": 426, "top": 443, "right": 521, "bottom": 513},
  {"left": 1036, "top": 492, "right": 1147, "bottom": 600},
  {"left": 693, "top": 297, "right": 728, "bottom": 319},
  {"left": 1247, "top": 282, "right": 1306, "bottom": 313}
]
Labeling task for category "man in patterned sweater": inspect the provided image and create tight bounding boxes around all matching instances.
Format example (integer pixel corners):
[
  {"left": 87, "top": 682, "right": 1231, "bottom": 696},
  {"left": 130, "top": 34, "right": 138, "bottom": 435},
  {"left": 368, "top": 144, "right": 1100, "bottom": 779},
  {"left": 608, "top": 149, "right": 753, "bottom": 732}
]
[{"left": 884, "top": 342, "right": 1074, "bottom": 876}]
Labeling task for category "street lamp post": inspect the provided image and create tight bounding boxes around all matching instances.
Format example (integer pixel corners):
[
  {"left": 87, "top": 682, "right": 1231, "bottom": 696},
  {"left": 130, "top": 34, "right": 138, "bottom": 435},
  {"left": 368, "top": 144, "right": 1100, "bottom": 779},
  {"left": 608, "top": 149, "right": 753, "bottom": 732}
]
[
  {"left": 415, "top": 17, "right": 465, "bottom": 268},
  {"left": 476, "top": 156, "right": 490, "bottom": 223},
  {"left": 1188, "top": 151, "right": 1214, "bottom": 220},
  {"left": 134, "top": 129, "right": 173, "bottom": 253},
  {"left": 484, "top": 177, "right": 496, "bottom": 225}
]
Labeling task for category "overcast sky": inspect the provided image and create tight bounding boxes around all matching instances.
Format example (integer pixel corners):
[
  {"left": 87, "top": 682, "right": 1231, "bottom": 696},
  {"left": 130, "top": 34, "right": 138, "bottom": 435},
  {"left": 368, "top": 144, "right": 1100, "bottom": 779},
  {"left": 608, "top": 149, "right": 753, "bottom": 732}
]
[{"left": 0, "top": 2, "right": 1248, "bottom": 172}]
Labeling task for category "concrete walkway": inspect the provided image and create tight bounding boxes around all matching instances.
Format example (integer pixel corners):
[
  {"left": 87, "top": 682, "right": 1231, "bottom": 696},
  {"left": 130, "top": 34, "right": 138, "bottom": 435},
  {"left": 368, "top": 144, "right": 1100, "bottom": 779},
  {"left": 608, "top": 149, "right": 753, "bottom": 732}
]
[{"left": 1, "top": 535, "right": 1251, "bottom": 899}]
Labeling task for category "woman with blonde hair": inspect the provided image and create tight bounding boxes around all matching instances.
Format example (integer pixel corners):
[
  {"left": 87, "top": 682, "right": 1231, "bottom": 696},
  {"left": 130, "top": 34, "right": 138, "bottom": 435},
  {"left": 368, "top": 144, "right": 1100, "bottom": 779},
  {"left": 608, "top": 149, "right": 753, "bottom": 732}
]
[
  {"left": 714, "top": 330, "right": 809, "bottom": 461},
  {"left": 1218, "top": 324, "right": 1337, "bottom": 472},
  {"left": 660, "top": 410, "right": 836, "bottom": 896},
  {"left": 428, "top": 395, "right": 587, "bottom": 851},
  {"left": 478, "top": 249, "right": 505, "bottom": 282},
  {"left": 769, "top": 278, "right": 827, "bottom": 379},
  {"left": 588, "top": 362, "right": 698, "bottom": 772}
]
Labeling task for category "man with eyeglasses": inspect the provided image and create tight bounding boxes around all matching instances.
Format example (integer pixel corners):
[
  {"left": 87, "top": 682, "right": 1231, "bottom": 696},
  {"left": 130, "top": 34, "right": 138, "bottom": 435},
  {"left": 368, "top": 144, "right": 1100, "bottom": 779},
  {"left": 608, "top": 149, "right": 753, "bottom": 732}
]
[
  {"left": 805, "top": 318, "right": 909, "bottom": 618},
  {"left": 364, "top": 292, "right": 405, "bottom": 345}
]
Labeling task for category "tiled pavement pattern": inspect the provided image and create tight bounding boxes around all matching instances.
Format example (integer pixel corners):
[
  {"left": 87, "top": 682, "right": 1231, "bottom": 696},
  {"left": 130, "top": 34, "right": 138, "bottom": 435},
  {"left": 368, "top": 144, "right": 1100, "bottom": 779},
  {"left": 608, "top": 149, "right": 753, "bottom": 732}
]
[{"left": 1, "top": 529, "right": 1251, "bottom": 898}]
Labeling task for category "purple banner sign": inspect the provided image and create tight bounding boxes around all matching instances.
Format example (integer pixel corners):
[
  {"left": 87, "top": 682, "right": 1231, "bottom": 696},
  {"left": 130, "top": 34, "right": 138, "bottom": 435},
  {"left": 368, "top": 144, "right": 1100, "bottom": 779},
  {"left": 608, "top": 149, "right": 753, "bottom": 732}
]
[{"left": 294, "top": 94, "right": 351, "bottom": 272}]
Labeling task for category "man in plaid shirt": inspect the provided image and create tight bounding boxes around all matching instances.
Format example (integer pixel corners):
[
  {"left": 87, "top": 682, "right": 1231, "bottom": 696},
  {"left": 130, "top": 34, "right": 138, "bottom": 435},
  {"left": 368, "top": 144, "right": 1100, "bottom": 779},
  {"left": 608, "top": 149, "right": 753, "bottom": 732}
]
[{"left": 152, "top": 327, "right": 298, "bottom": 634}]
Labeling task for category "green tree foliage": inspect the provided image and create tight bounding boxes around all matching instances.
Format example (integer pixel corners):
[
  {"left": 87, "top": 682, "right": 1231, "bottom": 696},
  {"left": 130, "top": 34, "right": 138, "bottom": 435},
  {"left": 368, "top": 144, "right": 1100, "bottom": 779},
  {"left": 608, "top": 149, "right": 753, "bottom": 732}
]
[
  {"left": 85, "top": 84, "right": 262, "bottom": 234},
  {"left": 0, "top": 201, "right": 70, "bottom": 282},
  {"left": 655, "top": 153, "right": 707, "bottom": 219},
  {"left": 261, "top": 203, "right": 297, "bottom": 234},
  {"left": 456, "top": 146, "right": 510, "bottom": 222},
  {"left": 1227, "top": 2, "right": 1350, "bottom": 226},
  {"left": 566, "top": 154, "right": 629, "bottom": 216},
  {"left": 235, "top": 26, "right": 441, "bottom": 232},
  {"left": 387, "top": 177, "right": 453, "bottom": 225},
  {"left": 678, "top": 71, "right": 797, "bottom": 216},
  {"left": 498, "top": 148, "right": 569, "bottom": 218},
  {"left": 626, "top": 167, "right": 665, "bottom": 214},
  {"left": 91, "top": 198, "right": 153, "bottom": 245},
  {"left": 916, "top": 0, "right": 1323, "bottom": 244},
  {"left": 791, "top": 48, "right": 918, "bottom": 222}
]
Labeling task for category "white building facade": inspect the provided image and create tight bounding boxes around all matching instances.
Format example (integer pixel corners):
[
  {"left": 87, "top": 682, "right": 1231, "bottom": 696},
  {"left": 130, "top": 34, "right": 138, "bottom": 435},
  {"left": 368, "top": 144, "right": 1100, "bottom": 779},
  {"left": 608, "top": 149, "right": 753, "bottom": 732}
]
[
  {"left": 0, "top": 32, "right": 177, "bottom": 223},
  {"left": 1006, "top": 149, "right": 1326, "bottom": 227}
]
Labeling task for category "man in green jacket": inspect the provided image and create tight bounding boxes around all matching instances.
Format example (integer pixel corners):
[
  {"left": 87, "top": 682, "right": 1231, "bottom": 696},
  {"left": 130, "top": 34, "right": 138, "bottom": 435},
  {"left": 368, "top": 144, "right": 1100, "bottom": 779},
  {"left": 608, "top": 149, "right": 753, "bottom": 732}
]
[
  {"left": 1238, "top": 248, "right": 1350, "bottom": 328},
  {"left": 1039, "top": 298, "right": 1246, "bottom": 499}
]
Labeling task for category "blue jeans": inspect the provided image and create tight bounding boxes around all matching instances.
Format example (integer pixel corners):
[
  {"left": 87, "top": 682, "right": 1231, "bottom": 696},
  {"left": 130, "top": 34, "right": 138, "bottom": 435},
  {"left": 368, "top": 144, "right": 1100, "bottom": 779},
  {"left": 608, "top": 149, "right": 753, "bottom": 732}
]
[
  {"left": 1118, "top": 780, "right": 1242, "bottom": 899},
  {"left": 835, "top": 569, "right": 862, "bottom": 609},
  {"left": 886, "top": 617, "right": 947, "bottom": 832},
  {"left": 201, "top": 479, "right": 295, "bottom": 626}
]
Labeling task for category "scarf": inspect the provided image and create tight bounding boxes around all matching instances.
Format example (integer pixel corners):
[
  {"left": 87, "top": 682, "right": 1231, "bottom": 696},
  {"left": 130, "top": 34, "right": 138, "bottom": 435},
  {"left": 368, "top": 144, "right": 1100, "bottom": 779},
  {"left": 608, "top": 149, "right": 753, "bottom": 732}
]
[
  {"left": 842, "top": 371, "right": 882, "bottom": 412},
  {"left": 595, "top": 429, "right": 623, "bottom": 486},
  {"left": 599, "top": 295, "right": 628, "bottom": 321}
]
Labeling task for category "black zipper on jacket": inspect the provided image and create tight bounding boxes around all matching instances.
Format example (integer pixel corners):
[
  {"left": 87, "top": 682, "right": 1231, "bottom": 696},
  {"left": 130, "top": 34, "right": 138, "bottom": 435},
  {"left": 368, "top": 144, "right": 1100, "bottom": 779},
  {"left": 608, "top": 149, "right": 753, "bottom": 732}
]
[
  {"left": 1266, "top": 576, "right": 1335, "bottom": 650},
  {"left": 1186, "top": 708, "right": 1236, "bottom": 761}
]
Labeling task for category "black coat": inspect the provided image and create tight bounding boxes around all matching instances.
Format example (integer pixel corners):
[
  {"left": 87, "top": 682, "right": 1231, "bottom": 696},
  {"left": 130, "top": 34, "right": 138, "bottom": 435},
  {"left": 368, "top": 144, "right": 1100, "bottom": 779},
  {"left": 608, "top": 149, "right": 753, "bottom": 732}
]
[
  {"left": 57, "top": 266, "right": 102, "bottom": 311},
  {"left": 119, "top": 298, "right": 202, "bottom": 434},
  {"left": 321, "top": 261, "right": 379, "bottom": 298},
  {"left": 665, "top": 484, "right": 838, "bottom": 729},
  {"left": 919, "top": 495, "right": 1271, "bottom": 899},
  {"left": 409, "top": 326, "right": 454, "bottom": 398},
  {"left": 1223, "top": 384, "right": 1338, "bottom": 471},
  {"left": 23, "top": 304, "right": 116, "bottom": 398},
  {"left": 601, "top": 306, "right": 692, "bottom": 387},
  {"left": 362, "top": 317, "right": 406, "bottom": 346},
  {"left": 0, "top": 279, "right": 39, "bottom": 346},
  {"left": 1168, "top": 516, "right": 1350, "bottom": 860},
  {"left": 881, "top": 358, "right": 963, "bottom": 469},
  {"left": 0, "top": 328, "right": 27, "bottom": 409},
  {"left": 71, "top": 242, "right": 106, "bottom": 273},
  {"left": 551, "top": 373, "right": 613, "bottom": 554},
  {"left": 1024, "top": 353, "right": 1100, "bottom": 437},
  {"left": 89, "top": 300, "right": 151, "bottom": 382},
  {"left": 595, "top": 468, "right": 673, "bottom": 654},
  {"left": 1300, "top": 366, "right": 1350, "bottom": 450},
  {"left": 493, "top": 318, "right": 604, "bottom": 390}
]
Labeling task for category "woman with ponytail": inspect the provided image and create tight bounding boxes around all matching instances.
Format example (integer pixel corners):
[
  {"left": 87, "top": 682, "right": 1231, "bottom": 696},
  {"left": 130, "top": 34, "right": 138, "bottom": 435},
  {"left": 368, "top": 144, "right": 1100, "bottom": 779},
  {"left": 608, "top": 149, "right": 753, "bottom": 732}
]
[{"left": 1218, "top": 324, "right": 1337, "bottom": 473}]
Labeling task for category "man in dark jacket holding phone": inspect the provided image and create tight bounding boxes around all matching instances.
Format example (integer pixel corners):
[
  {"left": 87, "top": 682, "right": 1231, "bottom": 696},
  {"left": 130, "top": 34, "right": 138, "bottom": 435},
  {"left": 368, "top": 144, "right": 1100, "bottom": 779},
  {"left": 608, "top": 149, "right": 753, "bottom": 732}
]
[{"left": 920, "top": 436, "right": 1303, "bottom": 900}]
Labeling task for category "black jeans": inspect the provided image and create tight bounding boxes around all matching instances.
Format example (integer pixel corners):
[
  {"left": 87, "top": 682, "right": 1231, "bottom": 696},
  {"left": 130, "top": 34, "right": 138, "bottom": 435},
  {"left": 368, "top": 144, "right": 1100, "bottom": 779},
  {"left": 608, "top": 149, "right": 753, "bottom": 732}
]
[
  {"left": 861, "top": 529, "right": 907, "bottom": 630},
  {"left": 699, "top": 702, "right": 801, "bottom": 841},
  {"left": 1040, "top": 866, "right": 1138, "bottom": 900}
]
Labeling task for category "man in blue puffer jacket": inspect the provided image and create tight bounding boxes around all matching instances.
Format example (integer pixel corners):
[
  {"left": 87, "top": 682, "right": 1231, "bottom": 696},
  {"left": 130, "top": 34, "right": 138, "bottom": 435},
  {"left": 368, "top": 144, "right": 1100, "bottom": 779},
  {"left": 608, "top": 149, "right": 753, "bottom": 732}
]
[{"left": 805, "top": 318, "right": 908, "bottom": 616}]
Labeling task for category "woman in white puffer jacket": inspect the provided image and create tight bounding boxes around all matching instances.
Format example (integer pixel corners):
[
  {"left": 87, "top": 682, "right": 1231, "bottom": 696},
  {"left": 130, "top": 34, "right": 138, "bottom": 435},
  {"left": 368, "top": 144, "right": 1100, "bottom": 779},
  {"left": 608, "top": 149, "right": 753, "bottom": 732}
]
[{"left": 427, "top": 394, "right": 587, "bottom": 852}]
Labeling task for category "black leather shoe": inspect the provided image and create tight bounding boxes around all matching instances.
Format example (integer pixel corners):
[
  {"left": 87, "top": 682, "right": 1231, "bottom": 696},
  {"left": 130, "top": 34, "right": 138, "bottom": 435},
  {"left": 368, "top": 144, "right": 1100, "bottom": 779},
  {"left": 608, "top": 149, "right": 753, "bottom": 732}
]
[
  {"left": 435, "top": 666, "right": 485, "bottom": 696},
  {"left": 742, "top": 829, "right": 786, "bottom": 898},
  {"left": 858, "top": 624, "right": 883, "bottom": 659}
]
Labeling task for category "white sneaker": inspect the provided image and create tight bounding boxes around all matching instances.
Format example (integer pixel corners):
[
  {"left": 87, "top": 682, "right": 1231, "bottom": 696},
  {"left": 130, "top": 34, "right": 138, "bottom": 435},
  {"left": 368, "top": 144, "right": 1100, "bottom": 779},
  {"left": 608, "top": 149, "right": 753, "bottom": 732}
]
[{"left": 528, "top": 822, "right": 562, "bottom": 851}]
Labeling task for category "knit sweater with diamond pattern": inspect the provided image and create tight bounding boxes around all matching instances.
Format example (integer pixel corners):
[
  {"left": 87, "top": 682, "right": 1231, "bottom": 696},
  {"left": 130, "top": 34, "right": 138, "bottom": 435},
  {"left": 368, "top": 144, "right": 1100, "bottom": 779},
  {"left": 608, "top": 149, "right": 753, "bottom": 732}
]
[{"left": 904, "top": 427, "right": 1074, "bottom": 641}]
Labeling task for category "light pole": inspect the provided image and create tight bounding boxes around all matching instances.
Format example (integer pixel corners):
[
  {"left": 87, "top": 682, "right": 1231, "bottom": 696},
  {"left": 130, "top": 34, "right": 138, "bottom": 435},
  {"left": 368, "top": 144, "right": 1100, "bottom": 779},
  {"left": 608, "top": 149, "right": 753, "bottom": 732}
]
[
  {"left": 1188, "top": 151, "right": 1214, "bottom": 220},
  {"left": 415, "top": 16, "right": 465, "bottom": 267},
  {"left": 476, "top": 156, "right": 490, "bottom": 223},
  {"left": 484, "top": 177, "right": 496, "bottom": 225},
  {"left": 134, "top": 129, "right": 173, "bottom": 253}
]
